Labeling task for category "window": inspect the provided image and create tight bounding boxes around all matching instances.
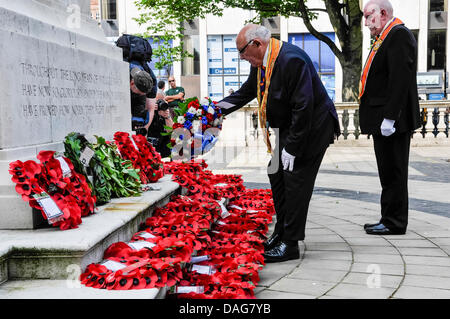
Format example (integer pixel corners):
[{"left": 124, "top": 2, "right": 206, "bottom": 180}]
[
  {"left": 147, "top": 38, "right": 173, "bottom": 81},
  {"left": 289, "top": 33, "right": 336, "bottom": 101},
  {"left": 207, "top": 35, "right": 250, "bottom": 100},
  {"left": 428, "top": 29, "right": 446, "bottom": 70},
  {"left": 182, "top": 35, "right": 200, "bottom": 76},
  {"left": 101, "top": 0, "right": 117, "bottom": 20},
  {"left": 430, "top": 0, "right": 447, "bottom": 11}
]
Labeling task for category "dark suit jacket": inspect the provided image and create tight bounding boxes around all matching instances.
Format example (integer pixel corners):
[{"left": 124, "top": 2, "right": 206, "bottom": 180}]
[
  {"left": 220, "top": 41, "right": 340, "bottom": 159},
  {"left": 359, "top": 25, "right": 421, "bottom": 135}
]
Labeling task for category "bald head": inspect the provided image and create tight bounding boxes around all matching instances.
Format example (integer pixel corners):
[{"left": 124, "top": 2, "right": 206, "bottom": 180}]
[
  {"left": 363, "top": 0, "right": 394, "bottom": 37},
  {"left": 236, "top": 24, "right": 271, "bottom": 67},
  {"left": 365, "top": 0, "right": 393, "bottom": 17}
]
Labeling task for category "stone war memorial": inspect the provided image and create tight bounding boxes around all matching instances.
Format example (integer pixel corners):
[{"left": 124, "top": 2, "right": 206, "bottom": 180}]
[
  {"left": 0, "top": 0, "right": 131, "bottom": 229},
  {"left": 0, "top": 0, "right": 179, "bottom": 299},
  {"left": 0, "top": 0, "right": 273, "bottom": 301}
]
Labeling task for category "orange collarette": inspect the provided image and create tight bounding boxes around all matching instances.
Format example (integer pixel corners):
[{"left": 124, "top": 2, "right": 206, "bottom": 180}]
[
  {"left": 359, "top": 17, "right": 404, "bottom": 100},
  {"left": 257, "top": 38, "right": 282, "bottom": 154}
]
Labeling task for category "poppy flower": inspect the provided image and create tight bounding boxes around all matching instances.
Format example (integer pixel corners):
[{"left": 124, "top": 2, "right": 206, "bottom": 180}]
[{"left": 78, "top": 155, "right": 274, "bottom": 294}]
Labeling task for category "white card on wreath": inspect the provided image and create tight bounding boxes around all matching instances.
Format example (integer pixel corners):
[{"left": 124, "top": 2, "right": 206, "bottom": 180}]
[
  {"left": 128, "top": 241, "right": 157, "bottom": 250},
  {"left": 80, "top": 146, "right": 95, "bottom": 167},
  {"left": 190, "top": 255, "right": 211, "bottom": 263},
  {"left": 175, "top": 286, "right": 204, "bottom": 294},
  {"left": 33, "top": 192, "right": 64, "bottom": 224},
  {"left": 101, "top": 259, "right": 127, "bottom": 272},
  {"left": 55, "top": 156, "right": 72, "bottom": 178}
]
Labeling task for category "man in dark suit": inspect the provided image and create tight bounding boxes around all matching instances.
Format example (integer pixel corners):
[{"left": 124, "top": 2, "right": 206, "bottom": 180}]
[
  {"left": 359, "top": 0, "right": 421, "bottom": 235},
  {"left": 216, "top": 24, "right": 340, "bottom": 262}
]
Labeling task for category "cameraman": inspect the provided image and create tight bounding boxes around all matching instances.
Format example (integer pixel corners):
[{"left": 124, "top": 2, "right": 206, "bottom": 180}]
[
  {"left": 130, "top": 67, "right": 155, "bottom": 136},
  {"left": 147, "top": 99, "right": 173, "bottom": 158}
]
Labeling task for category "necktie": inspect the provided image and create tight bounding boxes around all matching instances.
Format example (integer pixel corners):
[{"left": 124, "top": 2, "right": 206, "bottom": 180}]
[{"left": 260, "top": 66, "right": 266, "bottom": 97}]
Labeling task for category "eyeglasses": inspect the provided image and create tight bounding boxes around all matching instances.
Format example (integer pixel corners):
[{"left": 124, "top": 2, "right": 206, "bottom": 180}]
[
  {"left": 238, "top": 39, "right": 255, "bottom": 55},
  {"left": 168, "top": 80, "right": 175, "bottom": 83}
]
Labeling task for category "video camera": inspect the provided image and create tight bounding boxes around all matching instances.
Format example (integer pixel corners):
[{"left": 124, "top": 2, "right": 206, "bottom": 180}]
[{"left": 156, "top": 99, "right": 169, "bottom": 111}]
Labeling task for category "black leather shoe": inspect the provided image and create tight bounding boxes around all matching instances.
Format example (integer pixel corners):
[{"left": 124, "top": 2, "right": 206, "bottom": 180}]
[
  {"left": 365, "top": 223, "right": 406, "bottom": 235},
  {"left": 263, "top": 233, "right": 281, "bottom": 251},
  {"left": 364, "top": 222, "right": 381, "bottom": 230},
  {"left": 263, "top": 241, "right": 300, "bottom": 263}
]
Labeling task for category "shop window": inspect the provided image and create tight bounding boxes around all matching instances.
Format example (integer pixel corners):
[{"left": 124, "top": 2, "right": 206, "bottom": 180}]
[
  {"left": 428, "top": 29, "right": 446, "bottom": 70},
  {"left": 288, "top": 33, "right": 336, "bottom": 101},
  {"left": 207, "top": 35, "right": 251, "bottom": 100}
]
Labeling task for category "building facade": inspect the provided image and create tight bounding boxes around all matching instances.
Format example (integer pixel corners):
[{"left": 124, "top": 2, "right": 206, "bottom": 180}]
[{"left": 93, "top": 0, "right": 450, "bottom": 103}]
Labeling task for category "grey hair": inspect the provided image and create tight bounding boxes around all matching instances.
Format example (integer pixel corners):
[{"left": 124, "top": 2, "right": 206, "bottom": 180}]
[
  {"left": 365, "top": 0, "right": 394, "bottom": 16},
  {"left": 244, "top": 25, "right": 271, "bottom": 43}
]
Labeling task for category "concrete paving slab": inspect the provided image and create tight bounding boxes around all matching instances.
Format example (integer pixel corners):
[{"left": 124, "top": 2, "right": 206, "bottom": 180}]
[
  {"left": 304, "top": 243, "right": 352, "bottom": 251},
  {"left": 269, "top": 278, "right": 335, "bottom": 296},
  {"left": 303, "top": 234, "right": 346, "bottom": 243},
  {"left": 353, "top": 253, "right": 404, "bottom": 265},
  {"left": 386, "top": 239, "right": 438, "bottom": 248},
  {"left": 324, "top": 283, "right": 395, "bottom": 299},
  {"left": 402, "top": 255, "right": 450, "bottom": 267},
  {"left": 350, "top": 245, "right": 399, "bottom": 255},
  {"left": 397, "top": 247, "right": 448, "bottom": 257},
  {"left": 341, "top": 272, "right": 403, "bottom": 289},
  {"left": 402, "top": 275, "right": 450, "bottom": 290},
  {"left": 303, "top": 250, "right": 353, "bottom": 261},
  {"left": 394, "top": 286, "right": 450, "bottom": 299},
  {"left": 405, "top": 264, "right": 450, "bottom": 277},
  {"left": 344, "top": 237, "right": 393, "bottom": 246},
  {"left": 256, "top": 289, "right": 316, "bottom": 299},
  {"left": 296, "top": 259, "right": 352, "bottom": 271},
  {"left": 428, "top": 238, "right": 450, "bottom": 246},
  {"left": 288, "top": 268, "right": 347, "bottom": 283},
  {"left": 350, "top": 262, "right": 405, "bottom": 276}
]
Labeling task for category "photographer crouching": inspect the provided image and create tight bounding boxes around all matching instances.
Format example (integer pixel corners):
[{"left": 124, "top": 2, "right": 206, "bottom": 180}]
[
  {"left": 130, "top": 68, "right": 156, "bottom": 136},
  {"left": 147, "top": 98, "right": 173, "bottom": 158}
]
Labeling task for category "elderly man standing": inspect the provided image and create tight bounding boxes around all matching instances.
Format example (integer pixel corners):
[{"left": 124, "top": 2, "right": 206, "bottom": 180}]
[
  {"left": 360, "top": 0, "right": 421, "bottom": 235},
  {"left": 216, "top": 24, "right": 340, "bottom": 263}
]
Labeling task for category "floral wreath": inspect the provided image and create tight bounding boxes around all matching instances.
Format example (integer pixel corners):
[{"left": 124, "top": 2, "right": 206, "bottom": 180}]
[
  {"left": 9, "top": 150, "right": 96, "bottom": 230},
  {"left": 64, "top": 133, "right": 142, "bottom": 205},
  {"left": 80, "top": 159, "right": 275, "bottom": 299},
  {"left": 113, "top": 132, "right": 164, "bottom": 184},
  {"left": 166, "top": 97, "right": 223, "bottom": 158}
]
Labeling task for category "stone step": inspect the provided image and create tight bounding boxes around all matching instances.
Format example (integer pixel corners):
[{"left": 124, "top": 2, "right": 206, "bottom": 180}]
[
  {"left": 0, "top": 175, "right": 179, "bottom": 298},
  {"left": 0, "top": 279, "right": 167, "bottom": 299}
]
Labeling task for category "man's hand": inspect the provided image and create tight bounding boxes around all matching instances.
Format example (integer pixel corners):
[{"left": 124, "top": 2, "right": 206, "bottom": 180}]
[
  {"left": 381, "top": 118, "right": 396, "bottom": 137},
  {"left": 281, "top": 148, "right": 295, "bottom": 172}
]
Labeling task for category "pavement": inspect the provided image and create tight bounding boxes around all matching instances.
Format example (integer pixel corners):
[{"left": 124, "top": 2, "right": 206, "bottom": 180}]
[{"left": 203, "top": 135, "right": 450, "bottom": 299}]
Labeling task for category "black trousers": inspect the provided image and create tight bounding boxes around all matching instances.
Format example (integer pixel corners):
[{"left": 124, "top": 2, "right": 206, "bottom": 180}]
[
  {"left": 268, "top": 147, "right": 327, "bottom": 241},
  {"left": 372, "top": 131, "right": 412, "bottom": 230}
]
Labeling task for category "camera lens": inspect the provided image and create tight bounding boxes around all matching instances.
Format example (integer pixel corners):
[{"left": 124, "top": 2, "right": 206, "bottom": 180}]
[{"left": 157, "top": 99, "right": 169, "bottom": 111}]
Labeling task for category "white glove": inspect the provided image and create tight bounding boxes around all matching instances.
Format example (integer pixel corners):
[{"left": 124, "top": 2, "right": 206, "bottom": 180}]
[
  {"left": 281, "top": 148, "right": 295, "bottom": 172},
  {"left": 381, "top": 118, "right": 396, "bottom": 137}
]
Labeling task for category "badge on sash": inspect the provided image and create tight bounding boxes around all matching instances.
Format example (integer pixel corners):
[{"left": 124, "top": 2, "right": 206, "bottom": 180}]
[{"left": 373, "top": 39, "right": 383, "bottom": 51}]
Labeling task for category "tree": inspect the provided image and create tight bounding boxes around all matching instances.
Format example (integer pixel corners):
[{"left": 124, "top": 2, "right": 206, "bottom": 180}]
[
  {"left": 134, "top": 0, "right": 223, "bottom": 77},
  {"left": 135, "top": 0, "right": 363, "bottom": 102}
]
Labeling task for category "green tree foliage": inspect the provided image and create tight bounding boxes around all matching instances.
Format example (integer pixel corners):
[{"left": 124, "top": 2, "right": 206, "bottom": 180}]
[{"left": 135, "top": 0, "right": 363, "bottom": 101}]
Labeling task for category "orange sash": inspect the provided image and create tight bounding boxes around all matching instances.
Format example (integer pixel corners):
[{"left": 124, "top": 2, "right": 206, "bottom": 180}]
[
  {"left": 257, "top": 38, "right": 282, "bottom": 154},
  {"left": 359, "top": 17, "right": 404, "bottom": 99}
]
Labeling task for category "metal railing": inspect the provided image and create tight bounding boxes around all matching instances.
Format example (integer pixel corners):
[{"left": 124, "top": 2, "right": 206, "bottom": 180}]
[{"left": 241, "top": 100, "right": 450, "bottom": 141}]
